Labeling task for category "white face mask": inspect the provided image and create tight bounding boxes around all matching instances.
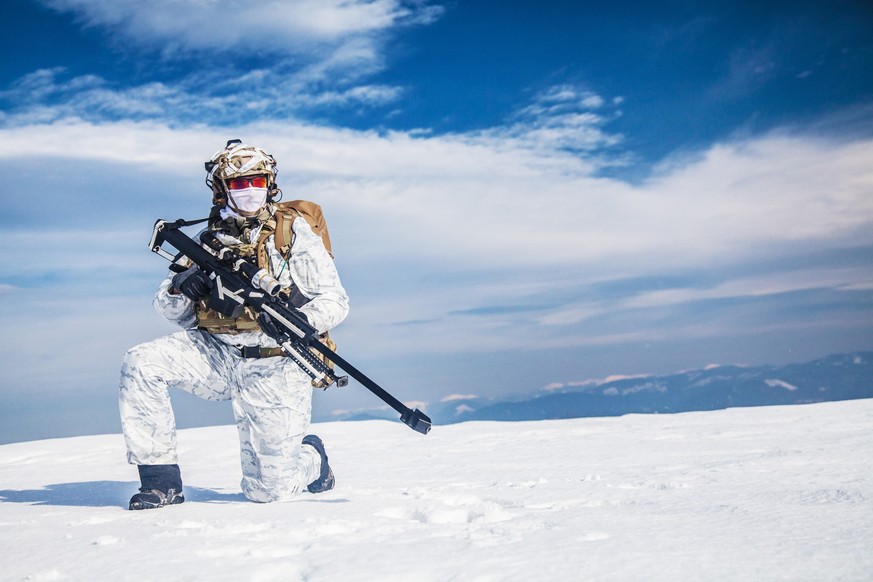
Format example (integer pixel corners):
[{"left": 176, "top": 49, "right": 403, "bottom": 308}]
[{"left": 227, "top": 187, "right": 268, "bottom": 216}]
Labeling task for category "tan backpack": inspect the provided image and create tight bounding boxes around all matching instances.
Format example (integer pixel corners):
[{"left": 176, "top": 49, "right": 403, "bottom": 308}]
[{"left": 272, "top": 200, "right": 334, "bottom": 259}]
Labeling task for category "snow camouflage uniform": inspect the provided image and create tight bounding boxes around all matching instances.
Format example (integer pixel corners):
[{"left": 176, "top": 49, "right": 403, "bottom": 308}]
[{"left": 120, "top": 144, "right": 349, "bottom": 504}]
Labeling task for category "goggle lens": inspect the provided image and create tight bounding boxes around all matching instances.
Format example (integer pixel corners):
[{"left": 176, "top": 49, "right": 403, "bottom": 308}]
[{"left": 228, "top": 176, "right": 268, "bottom": 189}]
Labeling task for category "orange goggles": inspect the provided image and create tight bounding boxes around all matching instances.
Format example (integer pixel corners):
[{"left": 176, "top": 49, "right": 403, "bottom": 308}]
[{"left": 227, "top": 176, "right": 268, "bottom": 190}]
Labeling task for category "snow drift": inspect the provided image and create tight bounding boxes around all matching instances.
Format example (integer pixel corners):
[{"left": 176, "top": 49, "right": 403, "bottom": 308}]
[{"left": 1, "top": 400, "right": 871, "bottom": 581}]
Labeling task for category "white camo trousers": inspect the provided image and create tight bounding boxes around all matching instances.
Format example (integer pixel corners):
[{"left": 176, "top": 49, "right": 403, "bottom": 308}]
[{"left": 119, "top": 330, "right": 322, "bottom": 503}]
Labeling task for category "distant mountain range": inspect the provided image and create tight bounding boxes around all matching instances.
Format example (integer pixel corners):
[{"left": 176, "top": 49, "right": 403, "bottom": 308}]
[{"left": 334, "top": 352, "right": 873, "bottom": 425}]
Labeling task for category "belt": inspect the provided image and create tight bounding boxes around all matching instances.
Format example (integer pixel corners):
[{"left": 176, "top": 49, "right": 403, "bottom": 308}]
[{"left": 239, "top": 346, "right": 285, "bottom": 358}]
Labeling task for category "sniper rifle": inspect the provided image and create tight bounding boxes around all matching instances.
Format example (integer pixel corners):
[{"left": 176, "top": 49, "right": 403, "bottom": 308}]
[{"left": 149, "top": 218, "right": 432, "bottom": 435}]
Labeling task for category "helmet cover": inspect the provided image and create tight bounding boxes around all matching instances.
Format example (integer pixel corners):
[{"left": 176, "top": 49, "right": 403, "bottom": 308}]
[{"left": 205, "top": 139, "right": 278, "bottom": 206}]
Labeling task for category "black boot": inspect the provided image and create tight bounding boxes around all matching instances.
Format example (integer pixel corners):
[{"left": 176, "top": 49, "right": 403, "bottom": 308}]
[
  {"left": 129, "top": 463, "right": 185, "bottom": 510},
  {"left": 302, "top": 435, "right": 335, "bottom": 493}
]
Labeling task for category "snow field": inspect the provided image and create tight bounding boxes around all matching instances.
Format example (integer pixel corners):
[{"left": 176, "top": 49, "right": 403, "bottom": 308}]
[{"left": 1, "top": 399, "right": 871, "bottom": 581}]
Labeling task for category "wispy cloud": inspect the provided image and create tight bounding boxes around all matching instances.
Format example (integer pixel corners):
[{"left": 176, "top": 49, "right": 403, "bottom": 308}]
[
  {"left": 0, "top": 67, "right": 405, "bottom": 126},
  {"left": 17, "top": 1, "right": 443, "bottom": 122},
  {"left": 469, "top": 84, "right": 625, "bottom": 157},
  {"left": 38, "top": 0, "right": 443, "bottom": 56},
  {"left": 709, "top": 41, "right": 780, "bottom": 99}
]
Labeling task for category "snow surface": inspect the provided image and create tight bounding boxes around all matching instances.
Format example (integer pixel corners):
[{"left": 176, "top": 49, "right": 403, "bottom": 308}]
[{"left": 2, "top": 400, "right": 872, "bottom": 581}]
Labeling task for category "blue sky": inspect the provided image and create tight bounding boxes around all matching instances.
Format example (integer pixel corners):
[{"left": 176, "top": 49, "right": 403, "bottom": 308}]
[{"left": 1, "top": 0, "right": 872, "bottom": 443}]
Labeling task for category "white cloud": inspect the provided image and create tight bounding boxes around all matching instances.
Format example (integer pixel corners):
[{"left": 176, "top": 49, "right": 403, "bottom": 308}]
[
  {"left": 765, "top": 379, "right": 798, "bottom": 391},
  {"left": 534, "top": 263, "right": 873, "bottom": 332},
  {"left": 1, "top": 116, "right": 871, "bottom": 274},
  {"left": 440, "top": 394, "right": 478, "bottom": 402},
  {"left": 1, "top": 87, "right": 871, "bottom": 366},
  {"left": 300, "top": 84, "right": 404, "bottom": 108},
  {"left": 0, "top": 67, "right": 403, "bottom": 125},
  {"left": 39, "top": 0, "right": 442, "bottom": 55},
  {"left": 21, "top": 1, "right": 442, "bottom": 120},
  {"left": 491, "top": 84, "right": 623, "bottom": 154}
]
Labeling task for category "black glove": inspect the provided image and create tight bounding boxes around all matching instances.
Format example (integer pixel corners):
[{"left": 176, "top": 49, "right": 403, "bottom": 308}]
[
  {"left": 257, "top": 311, "right": 311, "bottom": 341},
  {"left": 172, "top": 266, "right": 213, "bottom": 301},
  {"left": 257, "top": 312, "right": 282, "bottom": 340}
]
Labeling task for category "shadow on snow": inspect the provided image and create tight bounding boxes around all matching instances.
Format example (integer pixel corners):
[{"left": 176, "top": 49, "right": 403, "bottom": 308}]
[{"left": 0, "top": 481, "right": 247, "bottom": 507}]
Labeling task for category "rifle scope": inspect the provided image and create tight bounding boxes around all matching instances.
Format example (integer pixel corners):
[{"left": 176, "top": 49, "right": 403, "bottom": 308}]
[{"left": 200, "top": 232, "right": 282, "bottom": 297}]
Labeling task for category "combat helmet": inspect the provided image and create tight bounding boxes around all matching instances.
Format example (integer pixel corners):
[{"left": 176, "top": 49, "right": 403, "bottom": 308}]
[{"left": 205, "top": 139, "right": 280, "bottom": 215}]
